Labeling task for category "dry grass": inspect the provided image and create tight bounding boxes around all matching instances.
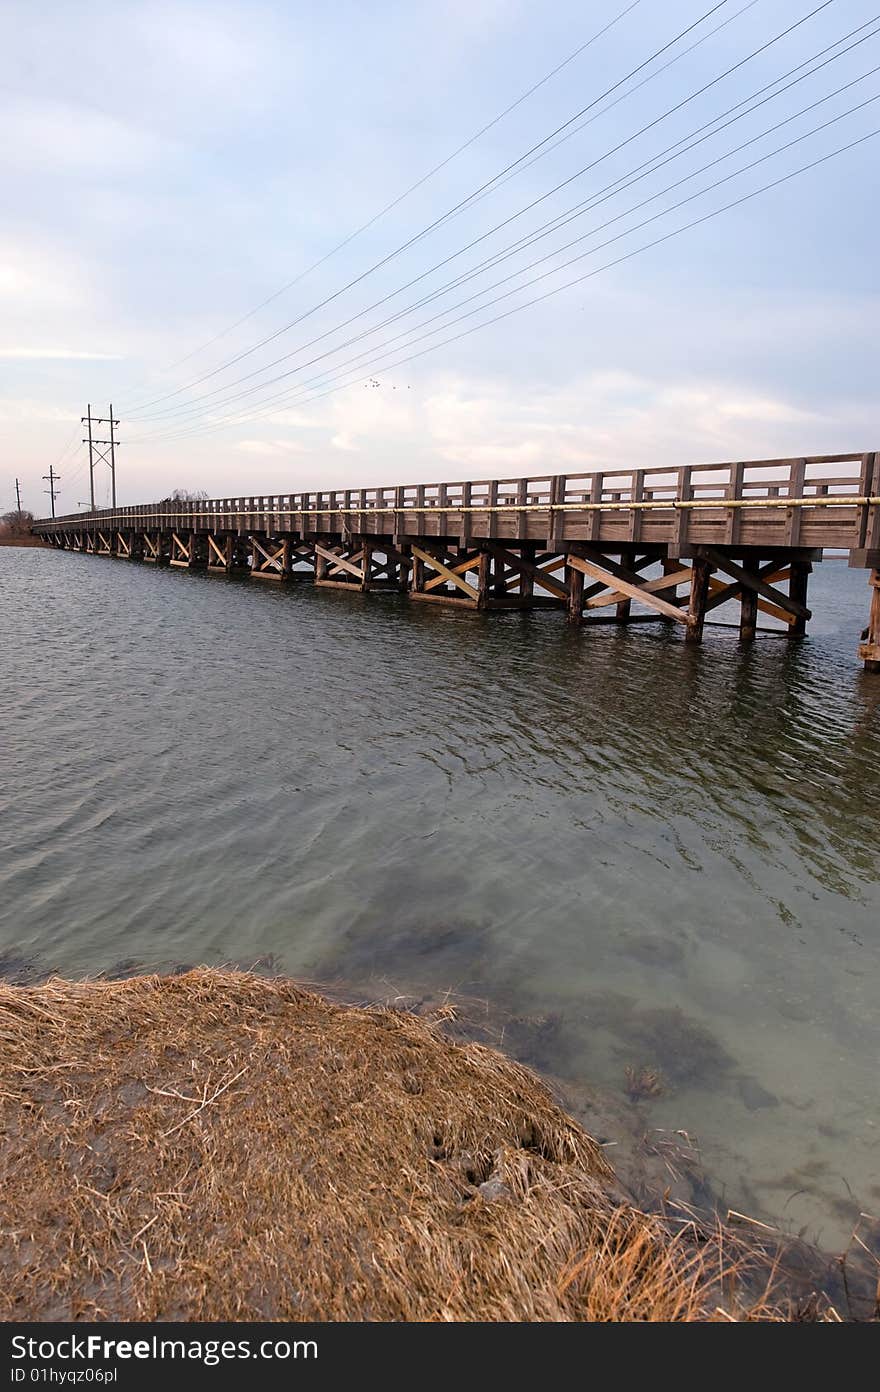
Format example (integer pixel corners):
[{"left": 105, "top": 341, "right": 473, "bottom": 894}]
[{"left": 0, "top": 968, "right": 826, "bottom": 1321}]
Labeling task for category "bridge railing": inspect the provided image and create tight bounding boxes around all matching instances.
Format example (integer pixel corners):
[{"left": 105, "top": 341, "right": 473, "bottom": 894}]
[{"left": 33, "top": 452, "right": 877, "bottom": 532}]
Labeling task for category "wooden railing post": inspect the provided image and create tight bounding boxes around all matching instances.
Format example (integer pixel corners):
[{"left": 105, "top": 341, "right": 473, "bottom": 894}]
[
  {"left": 628, "top": 470, "right": 644, "bottom": 544},
  {"left": 673, "top": 467, "right": 692, "bottom": 554},
  {"left": 785, "top": 459, "right": 807, "bottom": 547},
  {"left": 588, "top": 473, "right": 604, "bottom": 543},
  {"left": 725, "top": 461, "right": 744, "bottom": 545},
  {"left": 550, "top": 474, "right": 566, "bottom": 547},
  {"left": 459, "top": 482, "right": 470, "bottom": 546}
]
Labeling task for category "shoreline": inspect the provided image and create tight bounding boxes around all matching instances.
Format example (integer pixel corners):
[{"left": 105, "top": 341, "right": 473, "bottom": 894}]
[{"left": 1, "top": 965, "right": 874, "bottom": 1321}]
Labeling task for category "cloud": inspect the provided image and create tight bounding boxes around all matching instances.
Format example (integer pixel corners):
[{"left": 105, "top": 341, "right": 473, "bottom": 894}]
[
  {"left": 235, "top": 438, "right": 307, "bottom": 457},
  {"left": 265, "top": 408, "right": 322, "bottom": 429},
  {"left": 0, "top": 98, "right": 167, "bottom": 175},
  {"left": 0, "top": 398, "right": 81, "bottom": 423},
  {"left": 0, "top": 348, "right": 121, "bottom": 361}
]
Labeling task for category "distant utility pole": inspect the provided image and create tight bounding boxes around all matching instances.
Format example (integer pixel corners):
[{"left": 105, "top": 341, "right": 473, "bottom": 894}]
[
  {"left": 42, "top": 464, "right": 60, "bottom": 519},
  {"left": 82, "top": 404, "right": 119, "bottom": 510},
  {"left": 15, "top": 477, "right": 23, "bottom": 525}
]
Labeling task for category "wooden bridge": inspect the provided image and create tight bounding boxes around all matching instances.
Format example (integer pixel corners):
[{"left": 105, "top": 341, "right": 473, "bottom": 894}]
[{"left": 34, "top": 451, "right": 880, "bottom": 671}]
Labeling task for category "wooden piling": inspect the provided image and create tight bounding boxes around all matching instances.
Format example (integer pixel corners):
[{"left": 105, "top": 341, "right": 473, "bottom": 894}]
[
  {"left": 858, "top": 569, "right": 880, "bottom": 673},
  {"left": 686, "top": 557, "right": 712, "bottom": 644},
  {"left": 739, "top": 556, "right": 759, "bottom": 641}
]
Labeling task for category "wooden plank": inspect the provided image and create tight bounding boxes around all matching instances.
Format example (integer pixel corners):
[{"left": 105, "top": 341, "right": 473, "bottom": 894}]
[
  {"left": 207, "top": 534, "right": 228, "bottom": 565},
  {"left": 410, "top": 544, "right": 479, "bottom": 600},
  {"left": 785, "top": 459, "right": 807, "bottom": 546},
  {"left": 706, "top": 573, "right": 795, "bottom": 626},
  {"left": 314, "top": 543, "right": 363, "bottom": 580},
  {"left": 584, "top": 566, "right": 692, "bottom": 610},
  {"left": 725, "top": 462, "right": 744, "bottom": 545},
  {"left": 566, "top": 554, "right": 686, "bottom": 622},
  {"left": 703, "top": 548, "right": 810, "bottom": 620},
  {"left": 483, "top": 542, "right": 568, "bottom": 601},
  {"left": 423, "top": 549, "right": 481, "bottom": 592}
]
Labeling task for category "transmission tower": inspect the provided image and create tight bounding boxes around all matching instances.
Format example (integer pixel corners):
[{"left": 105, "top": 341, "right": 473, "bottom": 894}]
[{"left": 82, "top": 404, "right": 119, "bottom": 509}]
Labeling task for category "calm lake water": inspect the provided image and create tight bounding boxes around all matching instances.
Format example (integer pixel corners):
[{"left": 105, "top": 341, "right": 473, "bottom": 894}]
[{"left": 1, "top": 545, "right": 878, "bottom": 1250}]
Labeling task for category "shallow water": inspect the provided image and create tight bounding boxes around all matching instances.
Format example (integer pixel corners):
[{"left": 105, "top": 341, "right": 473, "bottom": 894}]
[{"left": 1, "top": 546, "right": 878, "bottom": 1250}]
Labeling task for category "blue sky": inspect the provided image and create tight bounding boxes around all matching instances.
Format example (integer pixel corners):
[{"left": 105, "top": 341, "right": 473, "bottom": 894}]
[{"left": 2, "top": 0, "right": 878, "bottom": 512}]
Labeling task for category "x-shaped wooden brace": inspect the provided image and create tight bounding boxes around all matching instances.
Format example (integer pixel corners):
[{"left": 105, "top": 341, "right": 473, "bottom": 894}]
[
  {"left": 703, "top": 550, "right": 810, "bottom": 626},
  {"left": 251, "top": 535, "right": 288, "bottom": 574},
  {"left": 171, "top": 532, "right": 193, "bottom": 564},
  {"left": 411, "top": 544, "right": 480, "bottom": 600},
  {"left": 567, "top": 551, "right": 687, "bottom": 622},
  {"left": 314, "top": 542, "right": 367, "bottom": 581},
  {"left": 483, "top": 543, "right": 568, "bottom": 601}
]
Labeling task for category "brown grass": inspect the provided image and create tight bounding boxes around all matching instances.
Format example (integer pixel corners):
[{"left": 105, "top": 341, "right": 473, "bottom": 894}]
[{"left": 0, "top": 968, "right": 829, "bottom": 1321}]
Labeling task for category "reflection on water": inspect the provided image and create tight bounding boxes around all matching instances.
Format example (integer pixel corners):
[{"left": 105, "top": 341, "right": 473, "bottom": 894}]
[{"left": 1, "top": 546, "right": 878, "bottom": 1250}]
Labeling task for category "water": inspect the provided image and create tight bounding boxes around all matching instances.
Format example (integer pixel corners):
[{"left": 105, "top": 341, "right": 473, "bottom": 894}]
[{"left": 1, "top": 546, "right": 878, "bottom": 1252}]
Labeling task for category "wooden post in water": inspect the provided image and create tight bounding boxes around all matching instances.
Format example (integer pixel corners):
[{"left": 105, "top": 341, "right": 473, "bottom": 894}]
[
  {"left": 686, "top": 557, "right": 712, "bottom": 644},
  {"left": 788, "top": 560, "right": 811, "bottom": 638},
  {"left": 566, "top": 557, "right": 584, "bottom": 624},
  {"left": 739, "top": 555, "right": 759, "bottom": 641},
  {"left": 314, "top": 542, "right": 328, "bottom": 583},
  {"left": 360, "top": 540, "right": 373, "bottom": 593},
  {"left": 858, "top": 569, "right": 880, "bottom": 673},
  {"left": 519, "top": 542, "right": 536, "bottom": 602},
  {"left": 476, "top": 549, "right": 491, "bottom": 610}
]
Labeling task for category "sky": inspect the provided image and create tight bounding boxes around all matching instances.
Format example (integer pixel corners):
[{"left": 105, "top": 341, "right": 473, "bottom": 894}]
[{"left": 1, "top": 0, "right": 879, "bottom": 516}]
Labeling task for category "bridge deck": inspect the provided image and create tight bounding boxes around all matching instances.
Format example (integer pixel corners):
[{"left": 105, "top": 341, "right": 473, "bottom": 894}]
[{"left": 33, "top": 452, "right": 880, "bottom": 670}]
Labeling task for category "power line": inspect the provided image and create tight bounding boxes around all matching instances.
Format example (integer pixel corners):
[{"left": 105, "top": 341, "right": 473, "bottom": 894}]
[
  {"left": 131, "top": 118, "right": 878, "bottom": 448},
  {"left": 132, "top": 0, "right": 645, "bottom": 386},
  {"left": 287, "top": 127, "right": 880, "bottom": 412},
  {"left": 125, "top": 0, "right": 743, "bottom": 414},
  {"left": 438, "top": 0, "right": 765, "bottom": 231},
  {"left": 128, "top": 0, "right": 839, "bottom": 426},
  {"left": 131, "top": 18, "right": 879, "bottom": 430}
]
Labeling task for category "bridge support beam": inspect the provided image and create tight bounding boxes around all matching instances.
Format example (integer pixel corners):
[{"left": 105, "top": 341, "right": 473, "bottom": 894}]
[
  {"left": 738, "top": 557, "right": 759, "bottom": 640},
  {"left": 170, "top": 531, "right": 202, "bottom": 569},
  {"left": 409, "top": 542, "right": 481, "bottom": 607},
  {"left": 700, "top": 549, "right": 811, "bottom": 638},
  {"left": 685, "top": 557, "right": 712, "bottom": 644},
  {"left": 250, "top": 535, "right": 290, "bottom": 581},
  {"left": 313, "top": 539, "right": 371, "bottom": 590},
  {"left": 141, "top": 532, "right": 167, "bottom": 564},
  {"left": 788, "top": 560, "right": 811, "bottom": 638},
  {"left": 207, "top": 533, "right": 234, "bottom": 573},
  {"left": 858, "top": 568, "right": 880, "bottom": 673},
  {"left": 566, "top": 549, "right": 686, "bottom": 628}
]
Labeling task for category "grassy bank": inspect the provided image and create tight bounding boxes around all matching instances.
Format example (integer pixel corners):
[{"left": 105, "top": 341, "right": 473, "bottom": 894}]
[{"left": 0, "top": 969, "right": 854, "bottom": 1321}]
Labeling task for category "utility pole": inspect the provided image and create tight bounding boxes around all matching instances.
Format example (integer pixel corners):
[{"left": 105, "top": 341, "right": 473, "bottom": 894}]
[
  {"left": 82, "top": 404, "right": 119, "bottom": 510},
  {"left": 15, "top": 477, "right": 22, "bottom": 522},
  {"left": 43, "top": 464, "right": 60, "bottom": 519}
]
